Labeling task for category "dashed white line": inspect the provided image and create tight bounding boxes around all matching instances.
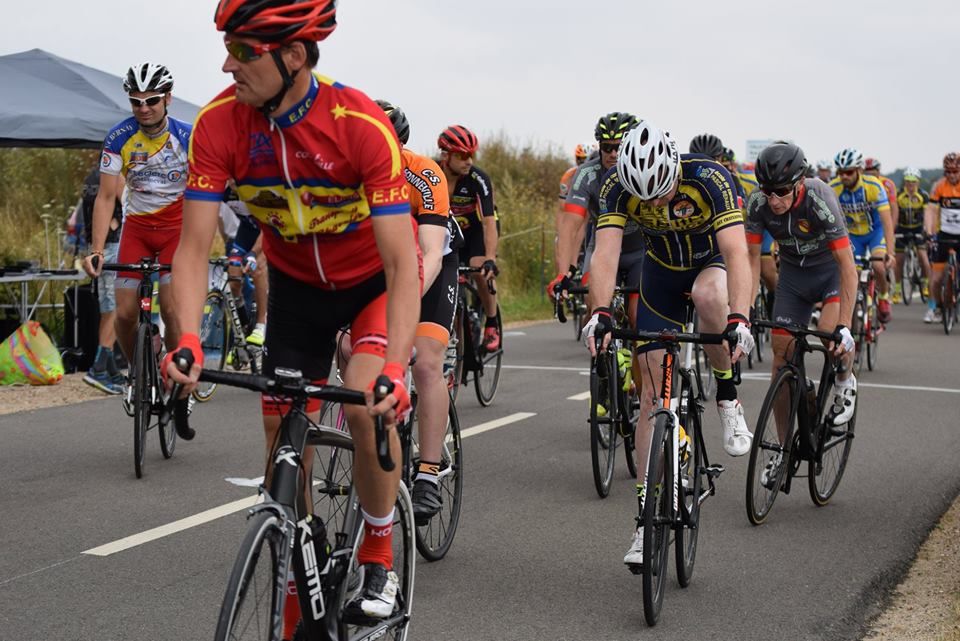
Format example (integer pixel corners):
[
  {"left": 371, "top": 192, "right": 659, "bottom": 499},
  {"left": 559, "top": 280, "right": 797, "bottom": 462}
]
[
  {"left": 83, "top": 411, "right": 537, "bottom": 557},
  {"left": 567, "top": 391, "right": 591, "bottom": 401}
]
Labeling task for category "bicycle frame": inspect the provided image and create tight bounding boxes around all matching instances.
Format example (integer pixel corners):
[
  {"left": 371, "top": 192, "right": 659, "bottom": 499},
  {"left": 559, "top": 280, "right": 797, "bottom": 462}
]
[{"left": 209, "top": 258, "right": 260, "bottom": 369}]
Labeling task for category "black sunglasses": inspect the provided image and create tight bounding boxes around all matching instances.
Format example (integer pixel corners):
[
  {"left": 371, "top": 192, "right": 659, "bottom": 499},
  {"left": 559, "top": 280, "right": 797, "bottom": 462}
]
[
  {"left": 599, "top": 143, "right": 620, "bottom": 154},
  {"left": 129, "top": 94, "right": 165, "bottom": 108},
  {"left": 761, "top": 184, "right": 795, "bottom": 198}
]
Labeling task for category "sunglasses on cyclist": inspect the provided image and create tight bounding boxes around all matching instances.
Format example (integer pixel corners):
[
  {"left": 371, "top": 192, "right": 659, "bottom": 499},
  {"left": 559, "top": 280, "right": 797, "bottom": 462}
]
[
  {"left": 225, "top": 39, "right": 283, "bottom": 63},
  {"left": 760, "top": 183, "right": 796, "bottom": 198},
  {"left": 599, "top": 143, "right": 620, "bottom": 154},
  {"left": 945, "top": 169, "right": 960, "bottom": 176},
  {"left": 129, "top": 94, "right": 166, "bottom": 108},
  {"left": 838, "top": 169, "right": 858, "bottom": 178}
]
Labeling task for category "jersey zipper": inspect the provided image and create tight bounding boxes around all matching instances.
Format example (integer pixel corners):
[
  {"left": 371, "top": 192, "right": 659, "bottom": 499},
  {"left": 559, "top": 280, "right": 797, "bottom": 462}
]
[{"left": 272, "top": 120, "right": 329, "bottom": 286}]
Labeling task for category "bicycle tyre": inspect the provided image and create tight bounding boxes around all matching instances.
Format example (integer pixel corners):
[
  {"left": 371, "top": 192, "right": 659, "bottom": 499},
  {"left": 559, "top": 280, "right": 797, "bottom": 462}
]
[
  {"left": 336, "top": 484, "right": 415, "bottom": 641},
  {"left": 850, "top": 295, "right": 865, "bottom": 376},
  {"left": 675, "top": 378, "right": 702, "bottom": 588},
  {"left": 867, "top": 295, "right": 879, "bottom": 371},
  {"left": 622, "top": 385, "right": 638, "bottom": 479},
  {"left": 641, "top": 412, "right": 672, "bottom": 627},
  {"left": 589, "top": 353, "right": 617, "bottom": 498},
  {"left": 943, "top": 268, "right": 957, "bottom": 335},
  {"left": 808, "top": 378, "right": 856, "bottom": 506},
  {"left": 473, "top": 310, "right": 503, "bottom": 406},
  {"left": 193, "top": 290, "right": 230, "bottom": 402},
  {"left": 213, "top": 511, "right": 286, "bottom": 641},
  {"left": 133, "top": 322, "right": 152, "bottom": 479},
  {"left": 694, "top": 343, "right": 714, "bottom": 401},
  {"left": 415, "top": 392, "right": 464, "bottom": 561},
  {"left": 746, "top": 366, "right": 797, "bottom": 526},
  {"left": 449, "top": 311, "right": 465, "bottom": 404},
  {"left": 901, "top": 247, "right": 916, "bottom": 305}
]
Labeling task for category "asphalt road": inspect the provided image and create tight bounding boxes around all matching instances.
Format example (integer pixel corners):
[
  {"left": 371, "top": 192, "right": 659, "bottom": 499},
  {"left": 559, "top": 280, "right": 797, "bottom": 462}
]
[{"left": 1, "top": 300, "right": 958, "bottom": 641}]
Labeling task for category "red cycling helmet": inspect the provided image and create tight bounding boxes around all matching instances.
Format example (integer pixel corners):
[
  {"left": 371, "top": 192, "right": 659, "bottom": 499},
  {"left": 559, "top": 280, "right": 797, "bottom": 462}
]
[
  {"left": 864, "top": 157, "right": 881, "bottom": 171},
  {"left": 215, "top": 0, "right": 337, "bottom": 43},
  {"left": 944, "top": 152, "right": 960, "bottom": 171},
  {"left": 438, "top": 125, "right": 479, "bottom": 155}
]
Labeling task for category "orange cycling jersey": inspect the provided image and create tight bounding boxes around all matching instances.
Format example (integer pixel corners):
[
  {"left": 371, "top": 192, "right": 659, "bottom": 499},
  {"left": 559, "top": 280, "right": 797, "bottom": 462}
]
[
  {"left": 402, "top": 148, "right": 460, "bottom": 255},
  {"left": 559, "top": 166, "right": 577, "bottom": 200},
  {"left": 186, "top": 72, "right": 411, "bottom": 289},
  {"left": 930, "top": 178, "right": 960, "bottom": 236}
]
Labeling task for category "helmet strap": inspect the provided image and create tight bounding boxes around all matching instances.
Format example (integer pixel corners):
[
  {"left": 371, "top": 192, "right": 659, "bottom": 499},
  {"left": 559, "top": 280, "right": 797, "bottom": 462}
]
[{"left": 260, "top": 48, "right": 299, "bottom": 119}]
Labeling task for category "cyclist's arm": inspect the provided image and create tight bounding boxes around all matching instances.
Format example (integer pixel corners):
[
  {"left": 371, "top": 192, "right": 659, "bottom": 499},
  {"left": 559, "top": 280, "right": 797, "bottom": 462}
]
[
  {"left": 555, "top": 210, "right": 586, "bottom": 274},
  {"left": 373, "top": 215, "right": 420, "bottom": 368},
  {"left": 747, "top": 240, "right": 762, "bottom": 311},
  {"left": 744, "top": 193, "right": 765, "bottom": 309},
  {"left": 879, "top": 203, "right": 895, "bottom": 257},
  {"left": 924, "top": 203, "right": 939, "bottom": 237},
  {"left": 90, "top": 172, "right": 123, "bottom": 255},
  {"left": 172, "top": 200, "right": 221, "bottom": 337},
  {"left": 418, "top": 223, "right": 446, "bottom": 292},
  {"left": 587, "top": 226, "right": 621, "bottom": 312},
  {"left": 716, "top": 225, "right": 752, "bottom": 319},
  {"left": 832, "top": 243, "right": 858, "bottom": 328},
  {"left": 481, "top": 214, "right": 498, "bottom": 263}
]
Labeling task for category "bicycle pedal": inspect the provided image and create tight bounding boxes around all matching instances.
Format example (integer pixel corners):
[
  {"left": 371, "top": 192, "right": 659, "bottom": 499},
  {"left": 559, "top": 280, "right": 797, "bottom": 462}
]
[
  {"left": 704, "top": 464, "right": 725, "bottom": 478},
  {"left": 625, "top": 562, "right": 644, "bottom": 575}
]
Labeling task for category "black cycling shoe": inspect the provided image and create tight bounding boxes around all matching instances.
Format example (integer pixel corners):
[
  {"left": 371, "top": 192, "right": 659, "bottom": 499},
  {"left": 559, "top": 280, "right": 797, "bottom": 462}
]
[
  {"left": 174, "top": 397, "right": 195, "bottom": 440},
  {"left": 411, "top": 479, "right": 442, "bottom": 525}
]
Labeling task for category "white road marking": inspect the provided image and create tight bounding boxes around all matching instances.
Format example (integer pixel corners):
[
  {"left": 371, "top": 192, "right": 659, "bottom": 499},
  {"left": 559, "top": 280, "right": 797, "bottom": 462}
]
[
  {"left": 567, "top": 391, "right": 591, "bottom": 401},
  {"left": 504, "top": 331, "right": 527, "bottom": 337},
  {"left": 83, "top": 412, "right": 537, "bottom": 557},
  {"left": 225, "top": 476, "right": 265, "bottom": 487},
  {"left": 502, "top": 365, "right": 589, "bottom": 372},
  {"left": 738, "top": 373, "right": 960, "bottom": 394}
]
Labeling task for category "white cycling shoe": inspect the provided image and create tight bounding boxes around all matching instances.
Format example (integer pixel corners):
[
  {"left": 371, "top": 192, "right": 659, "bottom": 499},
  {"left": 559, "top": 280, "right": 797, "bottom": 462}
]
[{"left": 718, "top": 400, "right": 752, "bottom": 456}]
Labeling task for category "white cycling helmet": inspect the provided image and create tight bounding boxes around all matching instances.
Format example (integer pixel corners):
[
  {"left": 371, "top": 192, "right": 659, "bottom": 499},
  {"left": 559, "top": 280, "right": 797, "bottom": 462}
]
[
  {"left": 903, "top": 166, "right": 922, "bottom": 182},
  {"left": 815, "top": 159, "right": 833, "bottom": 171},
  {"left": 834, "top": 148, "right": 864, "bottom": 170},
  {"left": 617, "top": 120, "right": 680, "bottom": 200},
  {"left": 123, "top": 62, "right": 174, "bottom": 93}
]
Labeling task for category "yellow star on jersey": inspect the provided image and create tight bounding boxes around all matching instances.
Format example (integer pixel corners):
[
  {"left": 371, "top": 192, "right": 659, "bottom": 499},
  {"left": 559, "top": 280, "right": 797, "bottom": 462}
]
[{"left": 331, "top": 103, "right": 347, "bottom": 119}]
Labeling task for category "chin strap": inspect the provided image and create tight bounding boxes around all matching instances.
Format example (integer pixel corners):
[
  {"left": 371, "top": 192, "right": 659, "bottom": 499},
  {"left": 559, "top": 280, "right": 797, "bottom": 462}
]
[{"left": 259, "top": 49, "right": 299, "bottom": 119}]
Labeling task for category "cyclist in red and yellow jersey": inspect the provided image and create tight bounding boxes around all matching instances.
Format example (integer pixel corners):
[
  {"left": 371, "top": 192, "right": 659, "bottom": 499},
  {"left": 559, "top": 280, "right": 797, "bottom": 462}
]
[{"left": 166, "top": 0, "right": 419, "bottom": 628}]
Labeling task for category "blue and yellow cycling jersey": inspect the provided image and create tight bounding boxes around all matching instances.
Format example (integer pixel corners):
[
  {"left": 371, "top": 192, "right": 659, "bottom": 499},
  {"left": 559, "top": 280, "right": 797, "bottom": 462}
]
[
  {"left": 597, "top": 155, "right": 743, "bottom": 270},
  {"left": 100, "top": 116, "right": 192, "bottom": 227},
  {"left": 829, "top": 174, "right": 890, "bottom": 236},
  {"left": 738, "top": 171, "right": 758, "bottom": 199}
]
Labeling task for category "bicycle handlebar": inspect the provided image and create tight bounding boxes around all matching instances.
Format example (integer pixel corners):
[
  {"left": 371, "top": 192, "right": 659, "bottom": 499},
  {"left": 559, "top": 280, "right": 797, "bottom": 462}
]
[
  {"left": 458, "top": 266, "right": 497, "bottom": 294},
  {"left": 751, "top": 319, "right": 839, "bottom": 343},
  {"left": 610, "top": 327, "right": 726, "bottom": 345}
]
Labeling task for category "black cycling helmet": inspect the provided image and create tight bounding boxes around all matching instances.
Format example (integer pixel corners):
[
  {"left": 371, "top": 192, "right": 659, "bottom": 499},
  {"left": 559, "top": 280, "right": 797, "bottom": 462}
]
[
  {"left": 375, "top": 99, "right": 410, "bottom": 145},
  {"left": 594, "top": 112, "right": 638, "bottom": 142},
  {"left": 720, "top": 147, "right": 736, "bottom": 163},
  {"left": 689, "top": 133, "right": 724, "bottom": 159},
  {"left": 756, "top": 142, "right": 808, "bottom": 190}
]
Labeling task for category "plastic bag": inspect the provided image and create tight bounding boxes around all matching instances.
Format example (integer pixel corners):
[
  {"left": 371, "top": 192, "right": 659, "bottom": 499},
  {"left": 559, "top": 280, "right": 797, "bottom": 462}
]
[{"left": 0, "top": 321, "right": 65, "bottom": 385}]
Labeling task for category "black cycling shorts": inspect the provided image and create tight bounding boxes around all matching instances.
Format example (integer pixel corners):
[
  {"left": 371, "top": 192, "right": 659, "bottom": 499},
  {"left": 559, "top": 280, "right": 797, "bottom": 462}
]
[
  {"left": 772, "top": 261, "right": 840, "bottom": 329},
  {"left": 232, "top": 216, "right": 261, "bottom": 255},
  {"left": 263, "top": 267, "right": 387, "bottom": 382},
  {"left": 417, "top": 252, "right": 459, "bottom": 344}
]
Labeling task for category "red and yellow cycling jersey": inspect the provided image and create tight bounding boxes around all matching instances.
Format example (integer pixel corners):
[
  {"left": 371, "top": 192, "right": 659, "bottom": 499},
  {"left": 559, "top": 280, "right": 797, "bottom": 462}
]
[
  {"left": 559, "top": 166, "right": 577, "bottom": 200},
  {"left": 186, "top": 72, "right": 411, "bottom": 289}
]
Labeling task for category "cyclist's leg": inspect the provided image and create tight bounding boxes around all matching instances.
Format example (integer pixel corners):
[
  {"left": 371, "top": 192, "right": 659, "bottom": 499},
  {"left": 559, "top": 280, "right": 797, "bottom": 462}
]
[
  {"left": 152, "top": 224, "right": 182, "bottom": 351},
  {"left": 767, "top": 265, "right": 809, "bottom": 444},
  {"left": 411, "top": 254, "right": 458, "bottom": 519},
  {"left": 690, "top": 256, "right": 752, "bottom": 456},
  {"left": 113, "top": 223, "right": 148, "bottom": 363}
]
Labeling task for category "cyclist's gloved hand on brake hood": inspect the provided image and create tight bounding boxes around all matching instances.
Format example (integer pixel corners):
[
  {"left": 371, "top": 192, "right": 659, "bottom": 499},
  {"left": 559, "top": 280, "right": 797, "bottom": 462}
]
[
  {"left": 162, "top": 332, "right": 204, "bottom": 393},
  {"left": 480, "top": 259, "right": 499, "bottom": 278},
  {"left": 582, "top": 307, "right": 613, "bottom": 356},
  {"left": 724, "top": 313, "right": 754, "bottom": 362},
  {"left": 368, "top": 361, "right": 411, "bottom": 423},
  {"left": 832, "top": 324, "right": 855, "bottom": 356}
]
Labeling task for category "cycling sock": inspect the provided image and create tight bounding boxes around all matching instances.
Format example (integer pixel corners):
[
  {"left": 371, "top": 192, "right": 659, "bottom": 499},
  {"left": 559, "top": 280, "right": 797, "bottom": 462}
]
[
  {"left": 282, "top": 568, "right": 300, "bottom": 640},
  {"left": 928, "top": 298, "right": 937, "bottom": 310},
  {"left": 357, "top": 508, "right": 394, "bottom": 568},
  {"left": 485, "top": 315, "right": 498, "bottom": 329},
  {"left": 236, "top": 300, "right": 251, "bottom": 329},
  {"left": 415, "top": 461, "right": 440, "bottom": 485},
  {"left": 635, "top": 483, "right": 645, "bottom": 514},
  {"left": 713, "top": 367, "right": 737, "bottom": 402}
]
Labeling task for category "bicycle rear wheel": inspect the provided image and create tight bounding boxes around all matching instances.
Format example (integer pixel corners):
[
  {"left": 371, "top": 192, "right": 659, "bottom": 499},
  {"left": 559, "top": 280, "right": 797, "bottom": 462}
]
[
  {"left": 589, "top": 352, "right": 617, "bottom": 498},
  {"left": 213, "top": 511, "right": 286, "bottom": 641},
  {"left": 621, "top": 385, "right": 638, "bottom": 479},
  {"left": 675, "top": 378, "right": 702, "bottom": 588},
  {"left": 133, "top": 322, "right": 152, "bottom": 479},
  {"left": 641, "top": 413, "right": 672, "bottom": 627},
  {"left": 746, "top": 367, "right": 797, "bottom": 526},
  {"left": 194, "top": 291, "right": 229, "bottom": 402},
  {"left": 808, "top": 380, "right": 856, "bottom": 506},
  {"left": 415, "top": 393, "right": 464, "bottom": 561}
]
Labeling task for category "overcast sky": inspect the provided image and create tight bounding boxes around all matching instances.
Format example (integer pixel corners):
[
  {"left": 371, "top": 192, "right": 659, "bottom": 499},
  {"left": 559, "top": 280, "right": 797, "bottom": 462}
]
[{"left": 3, "top": 0, "right": 957, "bottom": 169}]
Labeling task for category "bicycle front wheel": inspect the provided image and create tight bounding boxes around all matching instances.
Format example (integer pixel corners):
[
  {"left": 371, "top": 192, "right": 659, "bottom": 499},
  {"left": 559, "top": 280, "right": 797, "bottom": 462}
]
[
  {"left": 675, "top": 379, "right": 702, "bottom": 587},
  {"left": 473, "top": 311, "right": 503, "bottom": 406},
  {"left": 641, "top": 413, "right": 672, "bottom": 627},
  {"left": 746, "top": 367, "right": 797, "bottom": 526},
  {"left": 311, "top": 402, "right": 357, "bottom": 538},
  {"left": 415, "top": 393, "right": 464, "bottom": 561},
  {"left": 901, "top": 247, "right": 916, "bottom": 305},
  {"left": 943, "top": 270, "right": 958, "bottom": 335},
  {"left": 866, "top": 296, "right": 879, "bottom": 371},
  {"left": 850, "top": 295, "right": 865, "bottom": 376},
  {"left": 133, "top": 322, "right": 153, "bottom": 479},
  {"left": 808, "top": 387, "right": 856, "bottom": 506},
  {"left": 589, "top": 353, "right": 617, "bottom": 498},
  {"left": 193, "top": 290, "right": 230, "bottom": 402},
  {"left": 213, "top": 511, "right": 286, "bottom": 641},
  {"left": 694, "top": 343, "right": 714, "bottom": 401}
]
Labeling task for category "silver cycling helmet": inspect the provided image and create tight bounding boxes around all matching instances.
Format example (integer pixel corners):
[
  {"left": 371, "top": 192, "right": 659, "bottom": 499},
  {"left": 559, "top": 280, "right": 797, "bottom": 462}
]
[
  {"left": 616, "top": 120, "right": 680, "bottom": 200},
  {"left": 123, "top": 62, "right": 174, "bottom": 93},
  {"left": 834, "top": 147, "right": 864, "bottom": 170}
]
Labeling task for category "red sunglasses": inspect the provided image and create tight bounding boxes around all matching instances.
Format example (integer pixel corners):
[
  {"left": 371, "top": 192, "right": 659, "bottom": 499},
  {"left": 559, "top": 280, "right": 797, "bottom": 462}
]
[{"left": 225, "top": 39, "right": 283, "bottom": 63}]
